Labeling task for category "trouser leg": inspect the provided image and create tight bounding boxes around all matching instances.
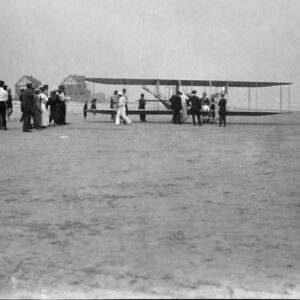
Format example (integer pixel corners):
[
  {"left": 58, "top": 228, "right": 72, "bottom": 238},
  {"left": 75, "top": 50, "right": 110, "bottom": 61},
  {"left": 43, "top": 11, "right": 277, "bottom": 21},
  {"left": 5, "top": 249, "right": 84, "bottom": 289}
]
[
  {"left": 172, "top": 111, "right": 177, "bottom": 124},
  {"left": 115, "top": 108, "right": 121, "bottom": 125},
  {"left": 37, "top": 114, "right": 42, "bottom": 127},
  {"left": 192, "top": 113, "right": 196, "bottom": 125},
  {"left": 196, "top": 112, "right": 201, "bottom": 125},
  {"left": 0, "top": 104, "right": 6, "bottom": 128},
  {"left": 23, "top": 112, "right": 31, "bottom": 131},
  {"left": 175, "top": 110, "right": 181, "bottom": 124},
  {"left": 62, "top": 103, "right": 66, "bottom": 123},
  {"left": 121, "top": 108, "right": 131, "bottom": 123},
  {"left": 219, "top": 112, "right": 223, "bottom": 125}
]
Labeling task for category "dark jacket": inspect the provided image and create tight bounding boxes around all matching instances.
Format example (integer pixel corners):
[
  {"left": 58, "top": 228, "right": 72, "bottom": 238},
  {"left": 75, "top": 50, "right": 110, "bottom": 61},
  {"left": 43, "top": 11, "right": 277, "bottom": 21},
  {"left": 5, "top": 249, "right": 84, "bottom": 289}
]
[
  {"left": 218, "top": 98, "right": 227, "bottom": 113},
  {"left": 188, "top": 95, "right": 202, "bottom": 111},
  {"left": 200, "top": 97, "right": 210, "bottom": 106},
  {"left": 170, "top": 95, "right": 182, "bottom": 111},
  {"left": 33, "top": 95, "right": 42, "bottom": 114},
  {"left": 21, "top": 89, "right": 34, "bottom": 113}
]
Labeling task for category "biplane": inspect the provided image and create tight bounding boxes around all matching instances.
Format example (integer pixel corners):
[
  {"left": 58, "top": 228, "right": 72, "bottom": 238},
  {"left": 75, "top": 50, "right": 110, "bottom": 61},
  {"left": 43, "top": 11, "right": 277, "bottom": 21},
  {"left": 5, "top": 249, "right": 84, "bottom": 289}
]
[{"left": 84, "top": 77, "right": 292, "bottom": 122}]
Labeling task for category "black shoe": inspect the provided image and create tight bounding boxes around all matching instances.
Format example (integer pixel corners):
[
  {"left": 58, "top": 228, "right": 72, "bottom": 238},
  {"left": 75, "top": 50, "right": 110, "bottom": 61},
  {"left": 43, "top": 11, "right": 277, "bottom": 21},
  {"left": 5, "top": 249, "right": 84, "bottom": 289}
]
[{"left": 3, "top": 127, "right": 7, "bottom": 130}]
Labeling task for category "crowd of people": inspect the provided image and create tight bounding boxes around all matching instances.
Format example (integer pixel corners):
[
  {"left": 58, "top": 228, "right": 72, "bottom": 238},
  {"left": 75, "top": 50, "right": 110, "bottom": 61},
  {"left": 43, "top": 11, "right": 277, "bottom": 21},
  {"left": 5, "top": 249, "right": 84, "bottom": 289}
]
[
  {"left": 170, "top": 90, "right": 227, "bottom": 127},
  {"left": 84, "top": 88, "right": 227, "bottom": 127},
  {"left": 1, "top": 78, "right": 227, "bottom": 131},
  {"left": 0, "top": 80, "right": 68, "bottom": 132}
]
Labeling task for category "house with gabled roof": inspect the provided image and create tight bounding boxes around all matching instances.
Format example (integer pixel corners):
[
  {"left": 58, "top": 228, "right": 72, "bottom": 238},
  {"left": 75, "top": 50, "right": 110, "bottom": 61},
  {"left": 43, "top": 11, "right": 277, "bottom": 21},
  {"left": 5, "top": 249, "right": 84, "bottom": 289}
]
[
  {"left": 15, "top": 75, "right": 42, "bottom": 96},
  {"left": 60, "top": 74, "right": 91, "bottom": 101}
]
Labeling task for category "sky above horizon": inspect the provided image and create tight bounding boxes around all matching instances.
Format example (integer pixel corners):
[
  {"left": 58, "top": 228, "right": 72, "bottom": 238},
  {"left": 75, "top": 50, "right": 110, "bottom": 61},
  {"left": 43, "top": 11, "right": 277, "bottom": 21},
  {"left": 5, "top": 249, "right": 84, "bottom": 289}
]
[{"left": 1, "top": 0, "right": 300, "bottom": 109}]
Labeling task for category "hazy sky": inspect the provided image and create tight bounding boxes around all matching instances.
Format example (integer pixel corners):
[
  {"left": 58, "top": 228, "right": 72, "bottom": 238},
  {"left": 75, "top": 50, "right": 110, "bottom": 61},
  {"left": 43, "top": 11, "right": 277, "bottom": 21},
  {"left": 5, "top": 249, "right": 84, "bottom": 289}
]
[{"left": 1, "top": 0, "right": 300, "bottom": 109}]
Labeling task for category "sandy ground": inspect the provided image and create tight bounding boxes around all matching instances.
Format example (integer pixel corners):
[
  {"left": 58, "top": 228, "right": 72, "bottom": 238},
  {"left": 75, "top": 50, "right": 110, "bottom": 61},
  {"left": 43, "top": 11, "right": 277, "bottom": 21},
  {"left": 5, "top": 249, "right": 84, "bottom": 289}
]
[{"left": 0, "top": 103, "right": 299, "bottom": 299}]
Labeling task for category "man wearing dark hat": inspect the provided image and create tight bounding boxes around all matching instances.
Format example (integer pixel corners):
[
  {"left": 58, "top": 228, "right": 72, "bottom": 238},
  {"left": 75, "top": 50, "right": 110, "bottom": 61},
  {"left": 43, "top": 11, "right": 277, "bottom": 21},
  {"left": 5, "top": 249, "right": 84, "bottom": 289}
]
[
  {"left": 21, "top": 83, "right": 35, "bottom": 132},
  {"left": 187, "top": 90, "right": 202, "bottom": 126},
  {"left": 170, "top": 91, "right": 183, "bottom": 124},
  {"left": 0, "top": 80, "right": 8, "bottom": 130},
  {"left": 138, "top": 93, "right": 146, "bottom": 122},
  {"left": 218, "top": 93, "right": 227, "bottom": 127}
]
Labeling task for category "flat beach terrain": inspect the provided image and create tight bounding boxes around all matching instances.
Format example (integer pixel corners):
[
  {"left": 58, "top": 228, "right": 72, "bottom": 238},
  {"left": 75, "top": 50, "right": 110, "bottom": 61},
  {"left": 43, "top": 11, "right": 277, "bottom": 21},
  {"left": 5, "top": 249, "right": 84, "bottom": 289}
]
[{"left": 0, "top": 103, "right": 299, "bottom": 298}]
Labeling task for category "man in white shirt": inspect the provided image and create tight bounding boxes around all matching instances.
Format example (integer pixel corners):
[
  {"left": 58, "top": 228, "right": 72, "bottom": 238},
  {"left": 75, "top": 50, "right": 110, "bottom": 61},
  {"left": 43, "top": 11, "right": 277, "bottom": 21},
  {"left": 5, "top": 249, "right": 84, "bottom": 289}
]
[
  {"left": 0, "top": 80, "right": 8, "bottom": 130},
  {"left": 115, "top": 92, "right": 132, "bottom": 126}
]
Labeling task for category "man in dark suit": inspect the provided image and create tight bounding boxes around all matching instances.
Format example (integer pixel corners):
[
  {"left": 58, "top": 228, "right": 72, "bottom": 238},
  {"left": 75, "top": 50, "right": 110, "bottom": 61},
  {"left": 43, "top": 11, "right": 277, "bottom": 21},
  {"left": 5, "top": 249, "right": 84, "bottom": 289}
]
[
  {"left": 218, "top": 93, "right": 227, "bottom": 127},
  {"left": 21, "top": 83, "right": 34, "bottom": 132},
  {"left": 187, "top": 90, "right": 202, "bottom": 126},
  {"left": 170, "top": 91, "right": 182, "bottom": 124}
]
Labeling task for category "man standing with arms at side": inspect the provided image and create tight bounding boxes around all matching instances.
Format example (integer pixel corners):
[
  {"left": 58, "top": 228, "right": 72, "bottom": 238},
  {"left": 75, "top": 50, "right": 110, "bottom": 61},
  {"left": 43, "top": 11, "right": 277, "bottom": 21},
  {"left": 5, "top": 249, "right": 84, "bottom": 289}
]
[
  {"left": 138, "top": 93, "right": 146, "bottom": 122},
  {"left": 21, "top": 83, "right": 34, "bottom": 132},
  {"left": 218, "top": 93, "right": 227, "bottom": 127},
  {"left": 0, "top": 81, "right": 8, "bottom": 130},
  {"left": 187, "top": 90, "right": 202, "bottom": 126},
  {"left": 170, "top": 91, "right": 182, "bottom": 124}
]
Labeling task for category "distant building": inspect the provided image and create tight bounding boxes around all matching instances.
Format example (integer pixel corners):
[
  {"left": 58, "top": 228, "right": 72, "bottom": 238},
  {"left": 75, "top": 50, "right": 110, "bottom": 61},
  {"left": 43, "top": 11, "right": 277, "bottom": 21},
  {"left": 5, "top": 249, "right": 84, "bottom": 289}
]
[
  {"left": 60, "top": 74, "right": 91, "bottom": 101},
  {"left": 15, "top": 75, "right": 42, "bottom": 96}
]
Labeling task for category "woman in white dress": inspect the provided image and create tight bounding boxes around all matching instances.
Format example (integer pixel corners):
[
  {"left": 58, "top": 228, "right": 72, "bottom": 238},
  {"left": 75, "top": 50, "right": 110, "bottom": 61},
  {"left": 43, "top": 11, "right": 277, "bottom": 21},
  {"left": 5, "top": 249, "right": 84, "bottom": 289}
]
[{"left": 40, "top": 87, "right": 49, "bottom": 127}]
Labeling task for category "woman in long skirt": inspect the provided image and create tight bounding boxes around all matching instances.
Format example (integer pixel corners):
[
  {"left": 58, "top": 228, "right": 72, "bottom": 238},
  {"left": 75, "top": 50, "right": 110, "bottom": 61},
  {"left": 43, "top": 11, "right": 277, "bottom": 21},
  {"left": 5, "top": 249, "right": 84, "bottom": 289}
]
[{"left": 40, "top": 87, "right": 49, "bottom": 127}]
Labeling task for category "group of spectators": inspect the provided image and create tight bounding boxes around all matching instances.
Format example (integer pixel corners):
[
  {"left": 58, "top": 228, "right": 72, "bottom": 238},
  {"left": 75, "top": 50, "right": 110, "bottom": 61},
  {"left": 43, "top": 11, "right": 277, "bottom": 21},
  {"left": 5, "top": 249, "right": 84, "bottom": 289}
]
[
  {"left": 20, "top": 83, "right": 68, "bottom": 132},
  {"left": 170, "top": 90, "right": 227, "bottom": 127},
  {"left": 0, "top": 80, "right": 68, "bottom": 132}
]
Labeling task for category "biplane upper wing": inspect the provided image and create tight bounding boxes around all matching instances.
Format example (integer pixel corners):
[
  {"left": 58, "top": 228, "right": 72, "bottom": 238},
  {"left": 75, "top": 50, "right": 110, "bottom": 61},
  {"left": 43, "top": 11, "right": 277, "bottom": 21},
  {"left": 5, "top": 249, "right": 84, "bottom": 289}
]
[{"left": 85, "top": 77, "right": 292, "bottom": 88}]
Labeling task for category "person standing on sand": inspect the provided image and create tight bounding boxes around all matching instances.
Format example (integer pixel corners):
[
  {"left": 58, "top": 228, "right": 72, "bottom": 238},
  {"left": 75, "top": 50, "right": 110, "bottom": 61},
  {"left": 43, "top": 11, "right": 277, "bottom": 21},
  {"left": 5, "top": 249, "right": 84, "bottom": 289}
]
[
  {"left": 115, "top": 92, "right": 132, "bottom": 126},
  {"left": 91, "top": 98, "right": 97, "bottom": 115},
  {"left": 19, "top": 88, "right": 25, "bottom": 122},
  {"left": 138, "top": 93, "right": 146, "bottom": 122},
  {"left": 39, "top": 87, "right": 49, "bottom": 128},
  {"left": 170, "top": 91, "right": 182, "bottom": 124},
  {"left": 33, "top": 89, "right": 43, "bottom": 129},
  {"left": 0, "top": 81, "right": 8, "bottom": 130},
  {"left": 110, "top": 90, "right": 118, "bottom": 121},
  {"left": 54, "top": 89, "right": 64, "bottom": 126},
  {"left": 122, "top": 88, "right": 129, "bottom": 116},
  {"left": 200, "top": 91, "right": 210, "bottom": 123},
  {"left": 21, "top": 83, "right": 34, "bottom": 132},
  {"left": 83, "top": 100, "right": 88, "bottom": 120},
  {"left": 6, "top": 88, "right": 13, "bottom": 120},
  {"left": 210, "top": 96, "right": 217, "bottom": 122},
  {"left": 187, "top": 90, "right": 202, "bottom": 126},
  {"left": 58, "top": 85, "right": 67, "bottom": 124},
  {"left": 218, "top": 93, "right": 227, "bottom": 127}
]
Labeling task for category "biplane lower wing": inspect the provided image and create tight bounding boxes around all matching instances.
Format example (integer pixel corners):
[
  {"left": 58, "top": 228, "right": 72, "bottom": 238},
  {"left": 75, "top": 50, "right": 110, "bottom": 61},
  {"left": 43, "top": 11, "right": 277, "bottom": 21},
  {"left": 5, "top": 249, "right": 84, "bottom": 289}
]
[
  {"left": 86, "top": 109, "right": 173, "bottom": 115},
  {"left": 86, "top": 109, "right": 286, "bottom": 116}
]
